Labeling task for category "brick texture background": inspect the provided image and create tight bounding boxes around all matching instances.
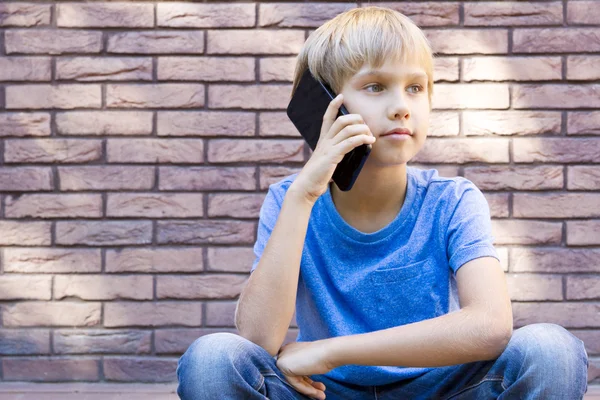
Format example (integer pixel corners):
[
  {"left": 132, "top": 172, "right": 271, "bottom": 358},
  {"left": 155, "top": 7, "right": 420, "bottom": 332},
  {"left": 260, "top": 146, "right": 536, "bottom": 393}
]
[{"left": 0, "top": 0, "right": 599, "bottom": 384}]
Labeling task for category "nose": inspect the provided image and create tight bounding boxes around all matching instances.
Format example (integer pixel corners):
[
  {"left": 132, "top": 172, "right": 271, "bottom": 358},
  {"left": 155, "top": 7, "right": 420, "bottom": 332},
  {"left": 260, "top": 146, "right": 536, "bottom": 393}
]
[{"left": 387, "top": 90, "right": 410, "bottom": 120}]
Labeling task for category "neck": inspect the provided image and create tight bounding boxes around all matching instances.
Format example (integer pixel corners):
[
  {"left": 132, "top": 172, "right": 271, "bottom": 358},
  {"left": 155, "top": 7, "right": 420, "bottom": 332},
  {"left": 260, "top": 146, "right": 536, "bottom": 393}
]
[{"left": 330, "top": 163, "right": 409, "bottom": 217}]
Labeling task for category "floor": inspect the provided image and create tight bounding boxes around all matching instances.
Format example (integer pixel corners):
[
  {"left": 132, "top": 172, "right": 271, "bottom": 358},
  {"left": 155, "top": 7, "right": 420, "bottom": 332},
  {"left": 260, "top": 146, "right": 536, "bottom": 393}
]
[{"left": 0, "top": 383, "right": 597, "bottom": 399}]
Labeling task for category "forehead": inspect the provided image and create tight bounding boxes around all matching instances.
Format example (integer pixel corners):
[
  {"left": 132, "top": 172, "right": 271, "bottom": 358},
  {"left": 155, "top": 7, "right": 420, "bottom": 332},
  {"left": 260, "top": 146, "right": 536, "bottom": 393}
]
[{"left": 351, "top": 60, "right": 428, "bottom": 81}]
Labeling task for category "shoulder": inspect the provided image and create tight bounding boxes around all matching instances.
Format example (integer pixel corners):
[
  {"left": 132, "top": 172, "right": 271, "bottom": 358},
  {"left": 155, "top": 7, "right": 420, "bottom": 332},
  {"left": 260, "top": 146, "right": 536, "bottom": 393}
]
[{"left": 408, "top": 166, "right": 485, "bottom": 207}]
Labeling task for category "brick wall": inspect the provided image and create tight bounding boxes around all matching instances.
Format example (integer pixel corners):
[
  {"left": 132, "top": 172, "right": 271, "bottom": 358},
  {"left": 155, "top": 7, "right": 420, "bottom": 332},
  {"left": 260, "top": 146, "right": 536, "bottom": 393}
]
[{"left": 0, "top": 0, "right": 598, "bottom": 384}]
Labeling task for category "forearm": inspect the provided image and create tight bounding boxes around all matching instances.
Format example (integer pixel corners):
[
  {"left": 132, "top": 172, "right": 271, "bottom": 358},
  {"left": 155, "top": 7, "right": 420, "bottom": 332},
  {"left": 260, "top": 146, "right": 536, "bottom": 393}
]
[
  {"left": 235, "top": 186, "right": 315, "bottom": 356},
  {"left": 325, "top": 307, "right": 512, "bottom": 368}
]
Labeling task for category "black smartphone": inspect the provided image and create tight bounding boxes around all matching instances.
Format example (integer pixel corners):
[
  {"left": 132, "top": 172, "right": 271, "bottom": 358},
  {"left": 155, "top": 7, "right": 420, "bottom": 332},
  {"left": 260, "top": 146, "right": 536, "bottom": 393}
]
[{"left": 286, "top": 69, "right": 371, "bottom": 192}]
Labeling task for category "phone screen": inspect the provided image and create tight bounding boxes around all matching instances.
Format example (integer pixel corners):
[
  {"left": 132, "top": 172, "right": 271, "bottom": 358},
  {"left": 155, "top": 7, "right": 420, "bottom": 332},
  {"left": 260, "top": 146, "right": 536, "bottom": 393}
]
[{"left": 286, "top": 69, "right": 371, "bottom": 191}]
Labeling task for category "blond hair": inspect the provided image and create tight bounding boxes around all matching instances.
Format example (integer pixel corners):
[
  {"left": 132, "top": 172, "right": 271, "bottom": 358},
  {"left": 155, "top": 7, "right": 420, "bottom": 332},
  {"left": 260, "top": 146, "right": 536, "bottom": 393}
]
[{"left": 291, "top": 6, "right": 434, "bottom": 104}]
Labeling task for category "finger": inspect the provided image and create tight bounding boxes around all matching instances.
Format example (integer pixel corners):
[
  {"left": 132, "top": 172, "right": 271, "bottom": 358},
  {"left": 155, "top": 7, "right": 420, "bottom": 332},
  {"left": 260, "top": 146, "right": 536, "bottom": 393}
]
[
  {"left": 287, "top": 375, "right": 326, "bottom": 400},
  {"left": 320, "top": 94, "right": 344, "bottom": 139},
  {"left": 326, "top": 114, "right": 365, "bottom": 142},
  {"left": 304, "top": 377, "right": 327, "bottom": 392},
  {"left": 330, "top": 123, "right": 372, "bottom": 146},
  {"left": 332, "top": 134, "right": 376, "bottom": 158}
]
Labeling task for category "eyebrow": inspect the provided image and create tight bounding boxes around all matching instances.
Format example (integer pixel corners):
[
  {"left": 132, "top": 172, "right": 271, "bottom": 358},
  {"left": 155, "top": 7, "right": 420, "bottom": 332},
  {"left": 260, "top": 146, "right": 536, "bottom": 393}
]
[{"left": 353, "top": 70, "right": 428, "bottom": 81}]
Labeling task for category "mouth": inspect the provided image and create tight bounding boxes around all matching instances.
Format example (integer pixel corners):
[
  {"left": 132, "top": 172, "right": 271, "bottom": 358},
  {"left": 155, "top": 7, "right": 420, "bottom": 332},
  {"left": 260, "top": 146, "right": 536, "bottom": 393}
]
[{"left": 381, "top": 128, "right": 412, "bottom": 137}]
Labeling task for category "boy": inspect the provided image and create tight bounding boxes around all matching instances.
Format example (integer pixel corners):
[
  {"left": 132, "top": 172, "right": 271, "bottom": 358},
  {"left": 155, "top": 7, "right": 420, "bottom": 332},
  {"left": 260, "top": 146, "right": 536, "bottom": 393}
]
[{"left": 176, "top": 6, "right": 588, "bottom": 400}]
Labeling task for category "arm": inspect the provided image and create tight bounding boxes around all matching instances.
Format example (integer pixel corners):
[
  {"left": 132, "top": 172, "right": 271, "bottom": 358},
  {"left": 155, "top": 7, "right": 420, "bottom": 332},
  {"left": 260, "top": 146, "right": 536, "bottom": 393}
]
[
  {"left": 235, "top": 185, "right": 315, "bottom": 356},
  {"left": 323, "top": 257, "right": 513, "bottom": 368}
]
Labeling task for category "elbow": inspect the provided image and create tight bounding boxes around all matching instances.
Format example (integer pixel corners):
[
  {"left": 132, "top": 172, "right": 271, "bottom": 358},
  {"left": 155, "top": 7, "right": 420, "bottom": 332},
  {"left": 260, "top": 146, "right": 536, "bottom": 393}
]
[
  {"left": 483, "top": 318, "right": 513, "bottom": 360},
  {"left": 237, "top": 331, "right": 280, "bottom": 357}
]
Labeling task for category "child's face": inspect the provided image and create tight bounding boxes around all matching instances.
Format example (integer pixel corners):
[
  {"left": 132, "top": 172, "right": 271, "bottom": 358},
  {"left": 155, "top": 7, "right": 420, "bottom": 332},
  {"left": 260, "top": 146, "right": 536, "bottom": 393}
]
[{"left": 339, "top": 58, "right": 430, "bottom": 167}]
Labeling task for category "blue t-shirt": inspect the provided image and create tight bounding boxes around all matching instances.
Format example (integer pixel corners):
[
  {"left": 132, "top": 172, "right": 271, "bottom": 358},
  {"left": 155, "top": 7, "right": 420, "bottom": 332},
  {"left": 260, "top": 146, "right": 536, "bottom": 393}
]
[{"left": 250, "top": 167, "right": 498, "bottom": 386}]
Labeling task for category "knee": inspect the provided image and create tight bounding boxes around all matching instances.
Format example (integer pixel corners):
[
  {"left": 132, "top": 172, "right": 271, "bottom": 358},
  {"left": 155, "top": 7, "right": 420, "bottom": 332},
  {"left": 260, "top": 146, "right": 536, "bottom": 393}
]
[
  {"left": 176, "top": 333, "right": 257, "bottom": 397},
  {"left": 508, "top": 323, "right": 588, "bottom": 376}
]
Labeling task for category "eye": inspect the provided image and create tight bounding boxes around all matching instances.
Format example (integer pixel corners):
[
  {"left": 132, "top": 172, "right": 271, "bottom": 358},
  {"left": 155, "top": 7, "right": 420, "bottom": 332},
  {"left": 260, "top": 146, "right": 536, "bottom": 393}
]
[
  {"left": 408, "top": 84, "right": 424, "bottom": 94},
  {"left": 365, "top": 84, "right": 384, "bottom": 93}
]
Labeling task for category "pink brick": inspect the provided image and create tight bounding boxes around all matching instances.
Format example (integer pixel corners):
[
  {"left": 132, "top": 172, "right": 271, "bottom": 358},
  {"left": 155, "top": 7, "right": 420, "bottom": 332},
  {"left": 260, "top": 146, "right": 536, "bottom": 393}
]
[
  {"left": 208, "top": 30, "right": 304, "bottom": 54},
  {"left": 512, "top": 303, "right": 597, "bottom": 328},
  {"left": 465, "top": 2, "right": 563, "bottom": 26},
  {"left": 568, "top": 112, "right": 600, "bottom": 135},
  {"left": 158, "top": 3, "right": 254, "bottom": 28},
  {"left": 0, "top": 221, "right": 51, "bottom": 245},
  {"left": 259, "top": 112, "right": 302, "bottom": 137},
  {"left": 56, "top": 111, "right": 153, "bottom": 135},
  {"left": 0, "top": 275, "right": 52, "bottom": 300},
  {"left": 568, "top": 166, "right": 600, "bottom": 190},
  {"left": 484, "top": 193, "right": 510, "bottom": 218},
  {"left": 491, "top": 220, "right": 562, "bottom": 245},
  {"left": 513, "top": 138, "right": 600, "bottom": 163},
  {"left": 567, "top": 56, "right": 600, "bottom": 80},
  {"left": 107, "top": 193, "right": 204, "bottom": 218},
  {"left": 107, "top": 139, "right": 203, "bottom": 163},
  {"left": 104, "top": 302, "right": 202, "bottom": 327},
  {"left": 54, "top": 330, "right": 151, "bottom": 354},
  {"left": 413, "top": 138, "right": 509, "bottom": 163},
  {"left": 463, "top": 111, "right": 561, "bottom": 136},
  {"left": 106, "top": 248, "right": 204, "bottom": 273},
  {"left": 425, "top": 29, "right": 508, "bottom": 54},
  {"left": 108, "top": 31, "right": 205, "bottom": 54},
  {"left": 514, "top": 193, "right": 600, "bottom": 218},
  {"left": 157, "top": 275, "right": 247, "bottom": 300},
  {"left": 514, "top": 28, "right": 600, "bottom": 53},
  {"left": 4, "top": 248, "right": 101, "bottom": 273},
  {"left": 54, "top": 275, "right": 153, "bottom": 301},
  {"left": 506, "top": 274, "right": 563, "bottom": 301},
  {"left": 377, "top": 2, "right": 460, "bottom": 27},
  {"left": 206, "top": 302, "right": 236, "bottom": 327},
  {"left": 159, "top": 166, "right": 256, "bottom": 191},
  {"left": 567, "top": 221, "right": 600, "bottom": 246},
  {"left": 259, "top": 57, "right": 296, "bottom": 82},
  {"left": 56, "top": 221, "right": 152, "bottom": 246},
  {"left": 207, "top": 247, "right": 255, "bottom": 273},
  {"left": 157, "top": 220, "right": 255, "bottom": 245},
  {"left": 3, "top": 302, "right": 101, "bottom": 327},
  {"left": 57, "top": 57, "right": 152, "bottom": 81},
  {"left": 259, "top": 3, "right": 355, "bottom": 28},
  {"left": 427, "top": 112, "right": 460, "bottom": 137},
  {"left": 0, "top": 329, "right": 50, "bottom": 355},
  {"left": 158, "top": 111, "right": 255, "bottom": 137},
  {"left": 209, "top": 84, "right": 292, "bottom": 110},
  {"left": 104, "top": 357, "right": 177, "bottom": 382},
  {"left": 5, "top": 138, "right": 102, "bottom": 163},
  {"left": 158, "top": 57, "right": 254, "bottom": 81},
  {"left": 6, "top": 84, "right": 102, "bottom": 110},
  {"left": 107, "top": 84, "right": 204, "bottom": 108},
  {"left": 464, "top": 166, "right": 563, "bottom": 190},
  {"left": 567, "top": 1, "right": 600, "bottom": 25},
  {"left": 57, "top": 3, "right": 153, "bottom": 28},
  {"left": 0, "top": 57, "right": 51, "bottom": 81},
  {"left": 5, "top": 29, "right": 102, "bottom": 54},
  {"left": 3, "top": 357, "right": 99, "bottom": 381},
  {"left": 208, "top": 193, "right": 266, "bottom": 218},
  {"left": 463, "top": 57, "right": 561, "bottom": 81},
  {"left": 434, "top": 57, "right": 459, "bottom": 82},
  {"left": 0, "top": 167, "right": 52, "bottom": 191},
  {"left": 208, "top": 139, "right": 304, "bottom": 163},
  {"left": 155, "top": 328, "right": 236, "bottom": 354},
  {"left": 259, "top": 166, "right": 302, "bottom": 189},
  {"left": 514, "top": 84, "right": 600, "bottom": 109},
  {"left": 0, "top": 3, "right": 51, "bottom": 27},
  {"left": 432, "top": 84, "right": 509, "bottom": 109},
  {"left": 0, "top": 113, "right": 50, "bottom": 137},
  {"left": 5, "top": 194, "right": 102, "bottom": 218},
  {"left": 510, "top": 248, "right": 600, "bottom": 273},
  {"left": 566, "top": 276, "right": 600, "bottom": 300},
  {"left": 59, "top": 166, "right": 155, "bottom": 191}
]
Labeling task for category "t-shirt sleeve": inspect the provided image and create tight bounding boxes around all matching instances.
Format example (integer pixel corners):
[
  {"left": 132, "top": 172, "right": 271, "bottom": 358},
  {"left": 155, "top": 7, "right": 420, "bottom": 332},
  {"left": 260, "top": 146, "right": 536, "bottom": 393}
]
[
  {"left": 445, "top": 179, "right": 499, "bottom": 275},
  {"left": 250, "top": 184, "right": 285, "bottom": 274}
]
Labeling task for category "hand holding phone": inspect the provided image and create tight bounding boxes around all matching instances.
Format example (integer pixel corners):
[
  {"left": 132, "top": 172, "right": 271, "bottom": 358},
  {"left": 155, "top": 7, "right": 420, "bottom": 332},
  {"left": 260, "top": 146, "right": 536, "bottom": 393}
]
[
  {"left": 287, "top": 70, "right": 374, "bottom": 201},
  {"left": 288, "top": 92, "right": 376, "bottom": 204}
]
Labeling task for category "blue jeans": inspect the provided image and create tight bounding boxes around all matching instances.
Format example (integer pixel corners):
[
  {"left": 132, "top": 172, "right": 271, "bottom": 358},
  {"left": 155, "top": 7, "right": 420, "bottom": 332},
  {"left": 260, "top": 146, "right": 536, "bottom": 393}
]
[{"left": 176, "top": 323, "right": 589, "bottom": 399}]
